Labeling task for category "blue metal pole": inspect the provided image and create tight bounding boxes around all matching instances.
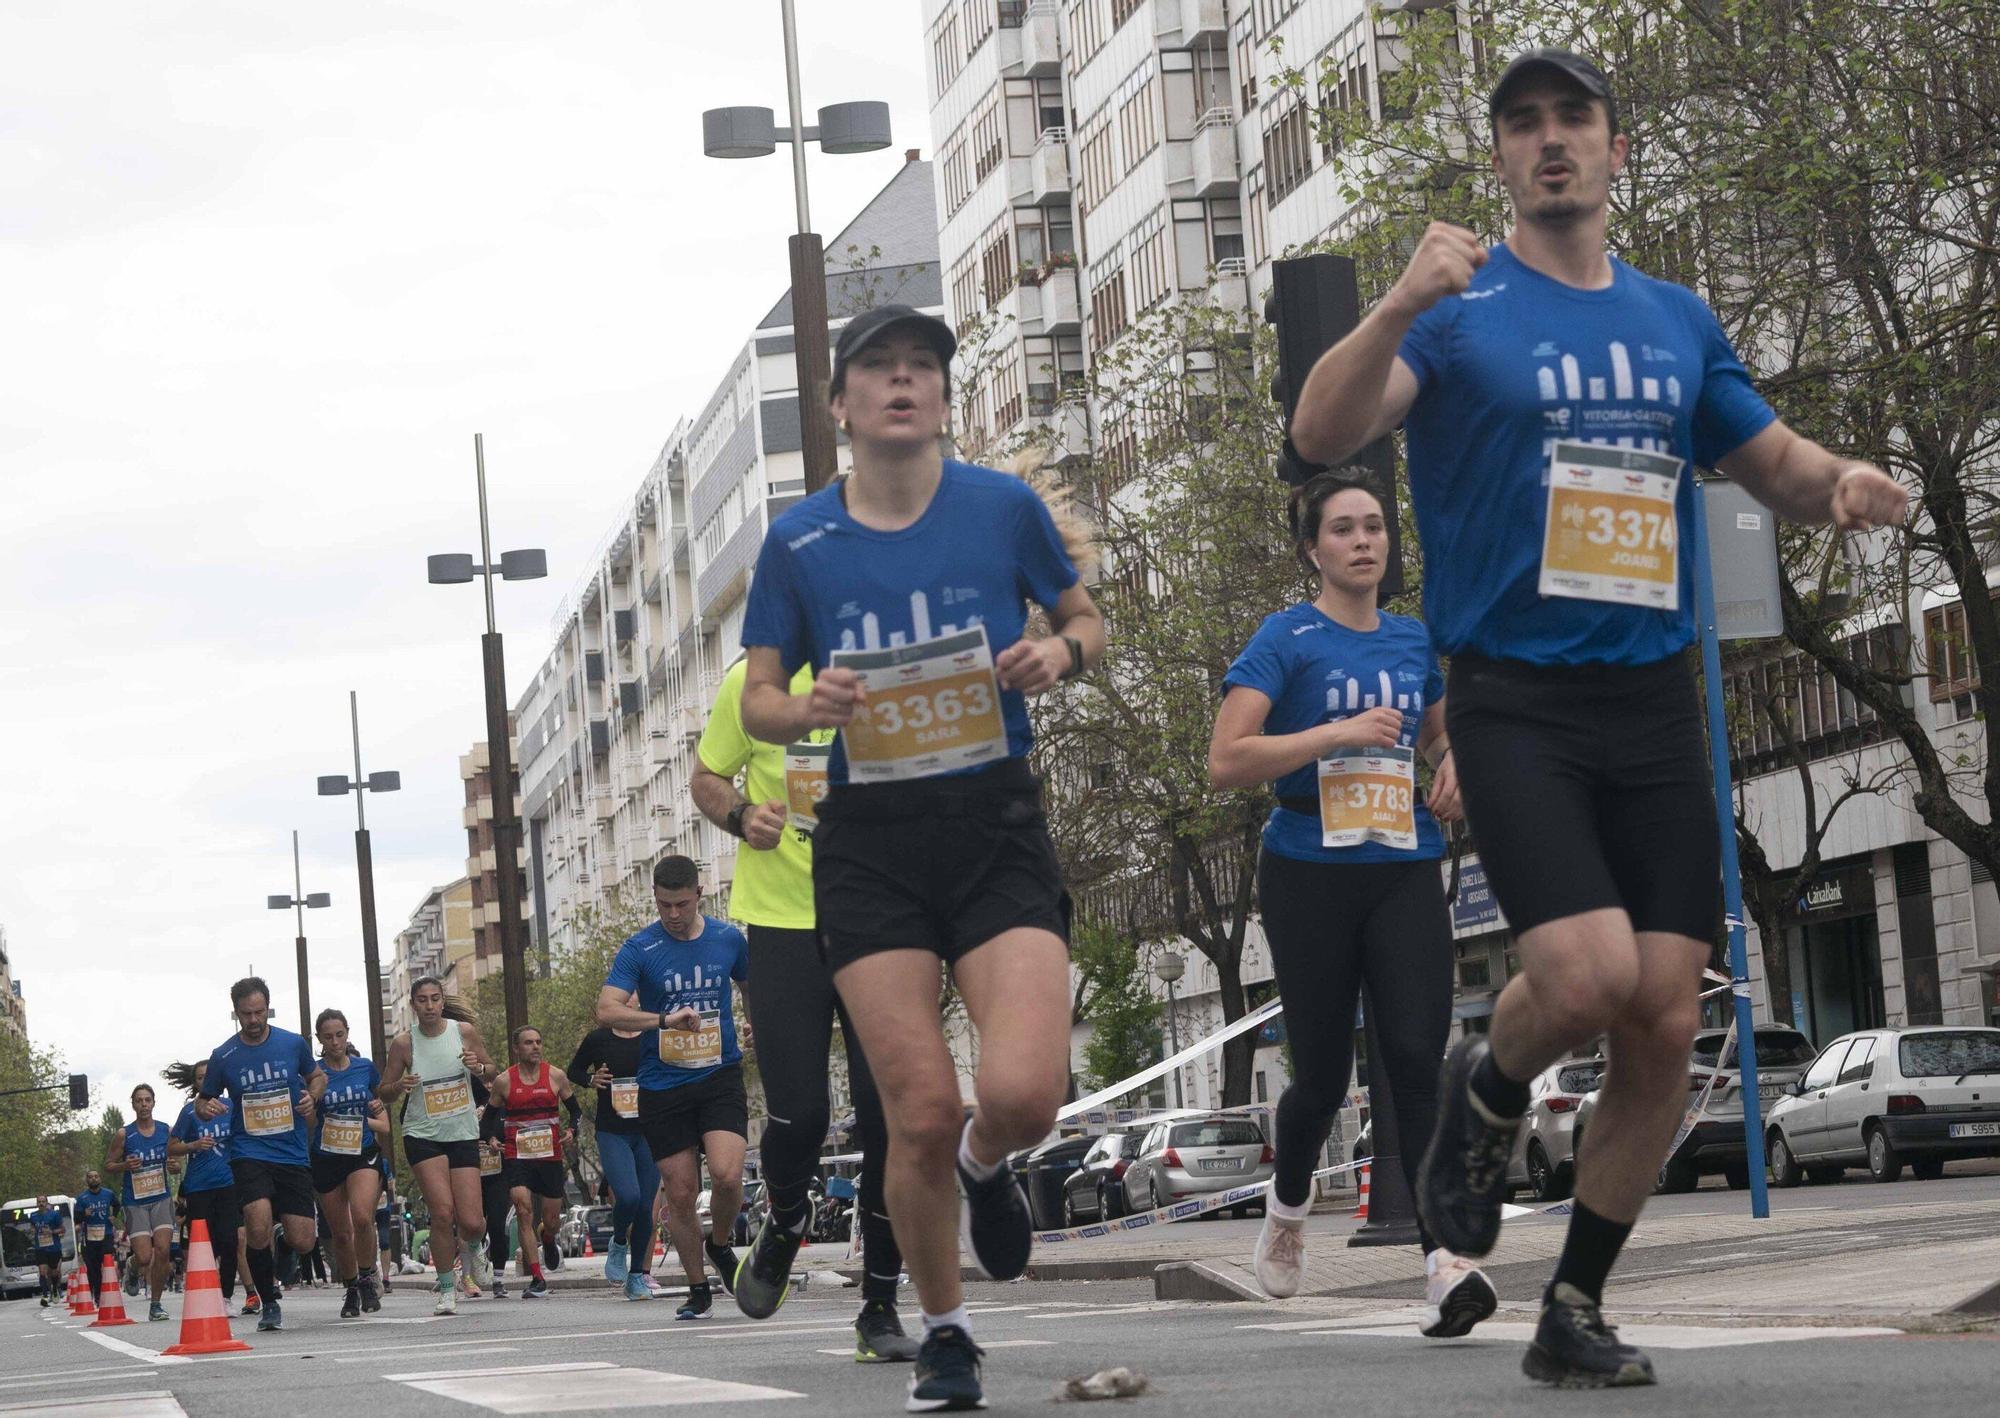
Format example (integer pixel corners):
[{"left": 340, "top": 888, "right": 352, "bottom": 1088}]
[{"left": 1689, "top": 476, "right": 1771, "bottom": 1220}]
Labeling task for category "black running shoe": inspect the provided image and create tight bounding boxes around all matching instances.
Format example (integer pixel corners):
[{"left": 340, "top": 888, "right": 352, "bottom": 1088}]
[
  {"left": 907, "top": 1324, "right": 986, "bottom": 1412},
  {"left": 856, "top": 1299, "right": 921, "bottom": 1363},
  {"left": 524, "top": 1273, "right": 548, "bottom": 1299},
  {"left": 542, "top": 1239, "right": 561, "bottom": 1272},
  {"left": 676, "top": 1282, "right": 713, "bottom": 1321},
  {"left": 734, "top": 1212, "right": 802, "bottom": 1319},
  {"left": 1523, "top": 1283, "right": 1656, "bottom": 1388},
  {"left": 704, "top": 1239, "right": 738, "bottom": 1296},
  {"left": 340, "top": 1284, "right": 361, "bottom": 1319},
  {"left": 956, "top": 1161, "right": 1032, "bottom": 1281},
  {"left": 357, "top": 1273, "right": 381, "bottom": 1313},
  {"left": 1416, "top": 1036, "right": 1524, "bottom": 1258}
]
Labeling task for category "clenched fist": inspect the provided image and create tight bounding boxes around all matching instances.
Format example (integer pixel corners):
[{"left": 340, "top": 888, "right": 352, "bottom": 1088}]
[
  {"left": 1386, "top": 222, "right": 1488, "bottom": 320},
  {"left": 1831, "top": 465, "right": 1907, "bottom": 532}
]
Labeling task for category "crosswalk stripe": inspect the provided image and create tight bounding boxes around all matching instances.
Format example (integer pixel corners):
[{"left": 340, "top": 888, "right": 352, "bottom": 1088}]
[
  {"left": 386, "top": 1361, "right": 802, "bottom": 1412},
  {"left": 0, "top": 1393, "right": 187, "bottom": 1417}
]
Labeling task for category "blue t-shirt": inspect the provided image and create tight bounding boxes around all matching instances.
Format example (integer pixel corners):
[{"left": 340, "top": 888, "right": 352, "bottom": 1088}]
[
  {"left": 1225, "top": 604, "right": 1446, "bottom": 864},
  {"left": 605, "top": 917, "right": 750, "bottom": 1092},
  {"left": 1398, "top": 244, "right": 1776, "bottom": 666},
  {"left": 314, "top": 1054, "right": 381, "bottom": 1158},
  {"left": 29, "top": 1207, "right": 63, "bottom": 1253},
  {"left": 739, "top": 460, "right": 1080, "bottom": 785},
  {"left": 120, "top": 1121, "right": 173, "bottom": 1205},
  {"left": 170, "top": 1101, "right": 235, "bottom": 1194},
  {"left": 198, "top": 1027, "right": 320, "bottom": 1167},
  {"left": 75, "top": 1187, "right": 116, "bottom": 1242}
]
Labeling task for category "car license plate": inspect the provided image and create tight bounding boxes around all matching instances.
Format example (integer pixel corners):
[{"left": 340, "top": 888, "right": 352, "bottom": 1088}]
[
  {"left": 1948, "top": 1122, "right": 2000, "bottom": 1139},
  {"left": 1198, "top": 1158, "right": 1239, "bottom": 1172},
  {"left": 1759, "top": 1084, "right": 1783, "bottom": 1100}
]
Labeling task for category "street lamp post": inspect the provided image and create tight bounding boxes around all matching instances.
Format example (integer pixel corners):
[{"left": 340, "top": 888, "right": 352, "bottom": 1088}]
[
  {"left": 427, "top": 433, "right": 547, "bottom": 1038},
  {"left": 316, "top": 690, "right": 400, "bottom": 1065},
  {"left": 1154, "top": 952, "right": 1186, "bottom": 1109},
  {"left": 701, "top": 0, "right": 893, "bottom": 493},
  {"left": 266, "top": 831, "right": 331, "bottom": 1038}
]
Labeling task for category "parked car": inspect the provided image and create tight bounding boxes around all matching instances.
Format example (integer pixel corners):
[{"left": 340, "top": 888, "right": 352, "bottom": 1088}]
[
  {"left": 1574, "top": 1026, "right": 1817, "bottom": 1193},
  {"left": 1121, "top": 1116, "right": 1272, "bottom": 1217},
  {"left": 695, "top": 1181, "right": 764, "bottom": 1245},
  {"left": 1062, "top": 1133, "right": 1141, "bottom": 1226},
  {"left": 556, "top": 1204, "right": 615, "bottom": 1258},
  {"left": 1765, "top": 1026, "right": 2000, "bottom": 1185},
  {"left": 1510, "top": 1058, "right": 1605, "bottom": 1201},
  {"left": 1013, "top": 1134, "right": 1097, "bottom": 1231}
]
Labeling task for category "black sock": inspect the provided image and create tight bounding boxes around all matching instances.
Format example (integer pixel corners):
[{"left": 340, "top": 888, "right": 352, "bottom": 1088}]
[
  {"left": 247, "top": 1245, "right": 279, "bottom": 1305},
  {"left": 1548, "top": 1201, "right": 1633, "bottom": 1307},
  {"left": 1469, "top": 1047, "right": 1531, "bottom": 1119}
]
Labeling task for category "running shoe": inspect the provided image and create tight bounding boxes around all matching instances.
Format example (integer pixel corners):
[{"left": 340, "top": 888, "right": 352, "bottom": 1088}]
[
  {"left": 542, "top": 1238, "right": 561, "bottom": 1272},
  {"left": 38, "top": 1295, "right": 48, "bottom": 1308},
  {"left": 340, "top": 1284, "right": 361, "bottom": 1319},
  {"left": 1416, "top": 1036, "right": 1524, "bottom": 1258},
  {"left": 604, "top": 1239, "right": 630, "bottom": 1286},
  {"left": 623, "top": 1272, "right": 651, "bottom": 1302},
  {"left": 1522, "top": 1283, "right": 1655, "bottom": 1388},
  {"left": 956, "top": 1160, "right": 1032, "bottom": 1281},
  {"left": 256, "top": 1299, "right": 284, "bottom": 1332},
  {"left": 734, "top": 1212, "right": 803, "bottom": 1319},
  {"left": 855, "top": 1299, "right": 921, "bottom": 1363},
  {"left": 1252, "top": 1211, "right": 1307, "bottom": 1297},
  {"left": 465, "top": 1243, "right": 495, "bottom": 1292},
  {"left": 906, "top": 1323, "right": 985, "bottom": 1412},
  {"left": 1420, "top": 1252, "right": 1498, "bottom": 1338},
  {"left": 524, "top": 1273, "right": 549, "bottom": 1299},
  {"left": 358, "top": 1272, "right": 381, "bottom": 1314},
  {"left": 636, "top": 1273, "right": 658, "bottom": 1297},
  {"left": 241, "top": 1293, "right": 261, "bottom": 1316},
  {"left": 490, "top": 1275, "right": 507, "bottom": 1298},
  {"left": 148, "top": 1300, "right": 169, "bottom": 1322},
  {"left": 675, "top": 1282, "right": 713, "bottom": 1321},
  {"left": 433, "top": 1280, "right": 457, "bottom": 1317},
  {"left": 704, "top": 1238, "right": 738, "bottom": 1296}
]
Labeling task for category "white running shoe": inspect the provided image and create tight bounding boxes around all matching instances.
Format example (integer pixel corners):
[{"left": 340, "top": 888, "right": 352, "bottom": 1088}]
[
  {"left": 1252, "top": 1212, "right": 1308, "bottom": 1298},
  {"left": 1420, "top": 1250, "right": 1498, "bottom": 1338},
  {"left": 433, "top": 1282, "right": 458, "bottom": 1317},
  {"left": 466, "top": 1244, "right": 495, "bottom": 1291}
]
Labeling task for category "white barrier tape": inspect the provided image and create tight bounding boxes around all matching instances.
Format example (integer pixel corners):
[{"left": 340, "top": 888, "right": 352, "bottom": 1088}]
[
  {"left": 1065, "top": 1102, "right": 1277, "bottom": 1129},
  {"left": 1059, "top": 999, "right": 1284, "bottom": 1122},
  {"left": 1027, "top": 1157, "right": 1372, "bottom": 1246},
  {"left": 1667, "top": 1015, "right": 1738, "bottom": 1157}
]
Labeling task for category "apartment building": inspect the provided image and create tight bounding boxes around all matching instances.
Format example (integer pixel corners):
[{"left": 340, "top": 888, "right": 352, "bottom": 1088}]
[
  {"left": 383, "top": 878, "right": 476, "bottom": 1041},
  {"left": 514, "top": 156, "right": 944, "bottom": 957},
  {"left": 459, "top": 728, "right": 531, "bottom": 988},
  {"left": 0, "top": 926, "right": 24, "bottom": 1041}
]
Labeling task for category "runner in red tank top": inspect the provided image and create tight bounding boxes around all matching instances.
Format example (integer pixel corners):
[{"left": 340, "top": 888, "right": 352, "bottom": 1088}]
[{"left": 490, "top": 1026, "right": 579, "bottom": 1299}]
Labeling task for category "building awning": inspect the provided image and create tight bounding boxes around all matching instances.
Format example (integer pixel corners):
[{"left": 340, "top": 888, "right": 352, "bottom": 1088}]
[{"left": 1452, "top": 996, "right": 1497, "bottom": 1021}]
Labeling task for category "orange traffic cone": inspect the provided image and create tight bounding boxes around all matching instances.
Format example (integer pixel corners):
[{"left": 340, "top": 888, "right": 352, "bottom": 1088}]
[
  {"left": 583, "top": 1231, "right": 594, "bottom": 1259},
  {"left": 164, "top": 1221, "right": 250, "bottom": 1356},
  {"left": 1352, "top": 1163, "right": 1371, "bottom": 1221},
  {"left": 88, "top": 1256, "right": 134, "bottom": 1327},
  {"left": 68, "top": 1265, "right": 95, "bottom": 1316}
]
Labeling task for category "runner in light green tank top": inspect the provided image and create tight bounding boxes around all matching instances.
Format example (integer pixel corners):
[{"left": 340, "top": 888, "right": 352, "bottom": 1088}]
[{"left": 378, "top": 977, "right": 499, "bottom": 1313}]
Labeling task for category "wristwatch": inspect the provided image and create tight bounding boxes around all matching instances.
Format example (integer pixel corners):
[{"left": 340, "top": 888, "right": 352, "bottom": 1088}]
[
  {"left": 725, "top": 802, "right": 749, "bottom": 839},
  {"left": 657, "top": 1009, "right": 672, "bottom": 1031},
  {"left": 1060, "top": 635, "right": 1085, "bottom": 680}
]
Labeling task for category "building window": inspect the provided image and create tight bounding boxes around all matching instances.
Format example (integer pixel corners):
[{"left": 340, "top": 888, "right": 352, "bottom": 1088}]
[
  {"left": 1317, "top": 46, "right": 1370, "bottom": 161},
  {"left": 1090, "top": 266, "right": 1130, "bottom": 355},
  {"left": 932, "top": 11, "right": 963, "bottom": 97},
  {"left": 992, "top": 350, "right": 1024, "bottom": 433},
  {"left": 949, "top": 252, "right": 982, "bottom": 333},
  {"left": 1131, "top": 216, "right": 1170, "bottom": 313},
  {"left": 1163, "top": 47, "right": 1233, "bottom": 139},
  {"left": 1004, "top": 76, "right": 1066, "bottom": 154},
  {"left": 1236, "top": 30, "right": 1258, "bottom": 114},
  {"left": 1254, "top": 0, "right": 1302, "bottom": 40},
  {"left": 1246, "top": 167, "right": 1267, "bottom": 270},
  {"left": 1067, "top": 0, "right": 1106, "bottom": 76},
  {"left": 978, "top": 215, "right": 1015, "bottom": 309},
  {"left": 1118, "top": 70, "right": 1160, "bottom": 172},
  {"left": 1262, "top": 100, "right": 1313, "bottom": 205},
  {"left": 1112, "top": 0, "right": 1143, "bottom": 29},
  {"left": 963, "top": 0, "right": 996, "bottom": 55},
  {"left": 1925, "top": 598, "right": 1986, "bottom": 718},
  {"left": 941, "top": 131, "right": 973, "bottom": 216},
  {"left": 1024, "top": 333, "right": 1085, "bottom": 412},
  {"left": 972, "top": 95, "right": 1005, "bottom": 186},
  {"left": 1099, "top": 411, "right": 1139, "bottom": 496},
  {"left": 1726, "top": 628, "right": 1898, "bottom": 777},
  {"left": 1078, "top": 116, "right": 1115, "bottom": 214}
]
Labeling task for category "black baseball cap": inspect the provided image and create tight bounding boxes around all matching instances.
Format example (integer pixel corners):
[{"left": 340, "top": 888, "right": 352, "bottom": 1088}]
[
  {"left": 1488, "top": 48, "right": 1617, "bottom": 133},
  {"left": 830, "top": 304, "right": 956, "bottom": 395}
]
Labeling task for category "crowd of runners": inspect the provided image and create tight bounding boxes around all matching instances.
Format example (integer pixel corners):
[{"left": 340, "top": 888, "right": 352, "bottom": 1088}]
[{"left": 29, "top": 50, "right": 1911, "bottom": 1414}]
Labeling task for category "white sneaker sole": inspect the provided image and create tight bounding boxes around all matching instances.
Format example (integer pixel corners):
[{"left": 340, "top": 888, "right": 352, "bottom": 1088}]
[
  {"left": 1421, "top": 1268, "right": 1498, "bottom": 1338},
  {"left": 1252, "top": 1219, "right": 1306, "bottom": 1299}
]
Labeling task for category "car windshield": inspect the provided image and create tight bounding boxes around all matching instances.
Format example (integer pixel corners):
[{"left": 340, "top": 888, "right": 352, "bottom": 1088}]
[
  {"left": 586, "top": 1207, "right": 613, "bottom": 1227},
  {"left": 0, "top": 1214, "right": 31, "bottom": 1268},
  {"left": 1169, "top": 1121, "right": 1264, "bottom": 1148},
  {"left": 1694, "top": 1030, "right": 1816, "bottom": 1069},
  {"left": 1900, "top": 1031, "right": 2000, "bottom": 1078}
]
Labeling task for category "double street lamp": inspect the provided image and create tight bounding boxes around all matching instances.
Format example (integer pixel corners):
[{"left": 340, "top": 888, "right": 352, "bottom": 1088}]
[
  {"left": 702, "top": 0, "right": 893, "bottom": 493},
  {"left": 428, "top": 432, "right": 546, "bottom": 1038},
  {"left": 266, "top": 830, "right": 331, "bottom": 1038},
  {"left": 317, "top": 690, "right": 399, "bottom": 1064}
]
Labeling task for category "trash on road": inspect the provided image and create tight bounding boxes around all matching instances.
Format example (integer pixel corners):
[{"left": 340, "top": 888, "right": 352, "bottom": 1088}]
[{"left": 1058, "top": 1366, "right": 1150, "bottom": 1401}]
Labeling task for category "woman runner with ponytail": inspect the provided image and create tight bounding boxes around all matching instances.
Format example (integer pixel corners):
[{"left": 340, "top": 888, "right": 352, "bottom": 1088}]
[
  {"left": 166, "top": 1060, "right": 240, "bottom": 1306},
  {"left": 311, "top": 1009, "right": 389, "bottom": 1317}
]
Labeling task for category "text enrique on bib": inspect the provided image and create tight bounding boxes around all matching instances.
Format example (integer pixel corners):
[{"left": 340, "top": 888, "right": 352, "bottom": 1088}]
[{"left": 658, "top": 1010, "right": 723, "bottom": 1069}]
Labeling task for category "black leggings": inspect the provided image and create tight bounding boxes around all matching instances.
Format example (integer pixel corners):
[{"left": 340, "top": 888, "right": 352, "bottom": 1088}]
[
  {"left": 1258, "top": 850, "right": 1454, "bottom": 1251},
  {"left": 82, "top": 1239, "right": 112, "bottom": 1302},
  {"left": 482, "top": 1175, "right": 511, "bottom": 1268},
  {"left": 181, "top": 1185, "right": 241, "bottom": 1299},
  {"left": 746, "top": 926, "right": 901, "bottom": 1301}
]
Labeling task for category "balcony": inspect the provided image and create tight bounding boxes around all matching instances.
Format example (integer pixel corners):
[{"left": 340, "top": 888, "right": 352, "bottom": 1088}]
[
  {"left": 584, "top": 651, "right": 605, "bottom": 686},
  {"left": 648, "top": 731, "right": 676, "bottom": 766},
  {"left": 590, "top": 785, "right": 618, "bottom": 823},
  {"left": 613, "top": 607, "right": 637, "bottom": 643},
  {"left": 618, "top": 679, "right": 643, "bottom": 717},
  {"left": 641, "top": 569, "right": 662, "bottom": 604},
  {"left": 1035, "top": 267, "right": 1081, "bottom": 335},
  {"left": 696, "top": 512, "right": 764, "bottom": 624},
  {"left": 646, "top": 648, "right": 667, "bottom": 692},
  {"left": 998, "top": 2, "right": 1061, "bottom": 78},
  {"left": 670, "top": 526, "right": 690, "bottom": 567},
  {"left": 1188, "top": 109, "right": 1238, "bottom": 197},
  {"left": 1210, "top": 255, "right": 1249, "bottom": 311},
  {"left": 1028, "top": 401, "right": 1092, "bottom": 465},
  {"left": 1028, "top": 130, "right": 1070, "bottom": 207},
  {"left": 588, "top": 717, "right": 610, "bottom": 758},
  {"left": 1162, "top": 0, "right": 1225, "bottom": 46}
]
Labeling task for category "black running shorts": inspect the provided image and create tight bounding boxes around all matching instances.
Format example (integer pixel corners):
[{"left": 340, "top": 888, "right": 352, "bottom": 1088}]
[
  {"left": 813, "top": 758, "right": 1071, "bottom": 973},
  {"left": 504, "top": 1158, "right": 567, "bottom": 1200},
  {"left": 1446, "top": 651, "right": 1720, "bottom": 942},
  {"left": 403, "top": 1135, "right": 481, "bottom": 1171},
  {"left": 228, "top": 1158, "right": 318, "bottom": 1221},
  {"left": 311, "top": 1150, "right": 380, "bottom": 1195},
  {"left": 638, "top": 1065, "right": 750, "bottom": 1162}
]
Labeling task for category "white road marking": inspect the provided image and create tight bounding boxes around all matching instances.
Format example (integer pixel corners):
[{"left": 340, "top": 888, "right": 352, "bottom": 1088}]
[
  {"left": 386, "top": 1360, "right": 802, "bottom": 1411},
  {"left": 0, "top": 1371, "right": 157, "bottom": 1396},
  {"left": 75, "top": 1331, "right": 191, "bottom": 1366},
  {"left": 1287, "top": 1321, "right": 1900, "bottom": 1349},
  {"left": 336, "top": 1342, "right": 522, "bottom": 1361},
  {"left": 1024, "top": 1302, "right": 1193, "bottom": 1319},
  {"left": 0, "top": 1393, "right": 186, "bottom": 1417},
  {"left": 814, "top": 1339, "right": 1055, "bottom": 1356}
]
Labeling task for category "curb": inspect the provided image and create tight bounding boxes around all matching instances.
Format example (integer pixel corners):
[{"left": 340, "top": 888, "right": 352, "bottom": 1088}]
[
  {"left": 1947, "top": 1278, "right": 2000, "bottom": 1317},
  {"left": 1152, "top": 1260, "right": 1264, "bottom": 1303}
]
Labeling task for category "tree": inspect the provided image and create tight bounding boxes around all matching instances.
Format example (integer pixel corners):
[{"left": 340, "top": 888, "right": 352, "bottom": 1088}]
[
  {"left": 1070, "top": 920, "right": 1162, "bottom": 1094},
  {"left": 0, "top": 1035, "right": 77, "bottom": 1201},
  {"left": 1291, "top": 1, "right": 2000, "bottom": 1003}
]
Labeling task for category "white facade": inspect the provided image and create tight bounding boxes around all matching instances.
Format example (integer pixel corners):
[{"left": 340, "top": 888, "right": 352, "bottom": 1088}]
[{"left": 0, "top": 925, "right": 24, "bottom": 1041}]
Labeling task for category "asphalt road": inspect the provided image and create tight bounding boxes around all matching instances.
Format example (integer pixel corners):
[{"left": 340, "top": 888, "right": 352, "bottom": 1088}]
[{"left": 7, "top": 1262, "right": 1998, "bottom": 1417}]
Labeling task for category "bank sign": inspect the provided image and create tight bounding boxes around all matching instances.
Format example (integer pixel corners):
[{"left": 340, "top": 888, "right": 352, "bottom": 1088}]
[{"left": 1449, "top": 855, "right": 1504, "bottom": 934}]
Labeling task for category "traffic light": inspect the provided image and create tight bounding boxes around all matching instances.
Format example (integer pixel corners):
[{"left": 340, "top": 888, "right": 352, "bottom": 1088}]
[
  {"left": 1265, "top": 252, "right": 1404, "bottom": 596},
  {"left": 68, "top": 1074, "right": 88, "bottom": 1110}
]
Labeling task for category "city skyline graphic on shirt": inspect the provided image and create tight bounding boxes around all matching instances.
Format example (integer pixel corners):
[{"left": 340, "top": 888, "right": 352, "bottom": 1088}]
[
  {"left": 1534, "top": 338, "right": 1681, "bottom": 459},
  {"left": 837, "top": 588, "right": 985, "bottom": 651}
]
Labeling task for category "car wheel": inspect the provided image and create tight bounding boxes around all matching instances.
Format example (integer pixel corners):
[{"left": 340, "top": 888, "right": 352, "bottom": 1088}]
[
  {"left": 1723, "top": 1160, "right": 1752, "bottom": 1190},
  {"left": 1911, "top": 1158, "right": 1946, "bottom": 1181},
  {"left": 1865, "top": 1125, "right": 1904, "bottom": 1183},
  {"left": 1527, "top": 1141, "right": 1569, "bottom": 1202},
  {"left": 1806, "top": 1165, "right": 1844, "bottom": 1186},
  {"left": 1062, "top": 1192, "right": 1079, "bottom": 1228},
  {"left": 1656, "top": 1156, "right": 1698, "bottom": 1195},
  {"left": 1768, "top": 1131, "right": 1803, "bottom": 1188}
]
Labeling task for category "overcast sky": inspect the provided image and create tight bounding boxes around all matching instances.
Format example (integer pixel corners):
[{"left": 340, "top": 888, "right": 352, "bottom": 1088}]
[{"left": 1, "top": 0, "right": 928, "bottom": 1125}]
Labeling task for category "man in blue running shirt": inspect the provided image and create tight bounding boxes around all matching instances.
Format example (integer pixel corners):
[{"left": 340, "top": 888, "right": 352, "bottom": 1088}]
[
  {"left": 197, "top": 976, "right": 324, "bottom": 1332},
  {"left": 1293, "top": 48, "right": 1905, "bottom": 1391}
]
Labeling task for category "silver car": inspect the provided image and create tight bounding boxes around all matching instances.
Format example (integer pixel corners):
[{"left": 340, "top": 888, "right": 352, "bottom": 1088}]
[
  {"left": 1120, "top": 1115, "right": 1273, "bottom": 1218},
  {"left": 1766, "top": 1026, "right": 2000, "bottom": 1185},
  {"left": 1507, "top": 1057, "right": 1605, "bottom": 1201}
]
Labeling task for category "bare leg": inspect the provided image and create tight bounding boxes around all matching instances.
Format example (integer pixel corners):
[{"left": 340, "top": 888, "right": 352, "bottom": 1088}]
[{"left": 410, "top": 1157, "right": 459, "bottom": 1278}]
